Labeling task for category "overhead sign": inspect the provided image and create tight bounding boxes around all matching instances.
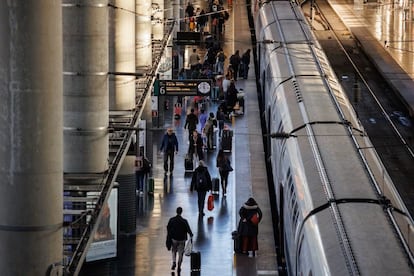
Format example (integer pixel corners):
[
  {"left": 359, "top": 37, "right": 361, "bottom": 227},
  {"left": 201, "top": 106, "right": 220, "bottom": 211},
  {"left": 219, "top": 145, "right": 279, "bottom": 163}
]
[
  {"left": 175, "top": 32, "right": 201, "bottom": 45},
  {"left": 160, "top": 80, "right": 212, "bottom": 96}
]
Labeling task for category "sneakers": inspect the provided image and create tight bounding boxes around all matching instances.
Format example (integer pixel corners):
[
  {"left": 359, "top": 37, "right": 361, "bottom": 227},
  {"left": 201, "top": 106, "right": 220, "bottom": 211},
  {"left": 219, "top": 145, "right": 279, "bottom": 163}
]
[{"left": 171, "top": 262, "right": 176, "bottom": 270}]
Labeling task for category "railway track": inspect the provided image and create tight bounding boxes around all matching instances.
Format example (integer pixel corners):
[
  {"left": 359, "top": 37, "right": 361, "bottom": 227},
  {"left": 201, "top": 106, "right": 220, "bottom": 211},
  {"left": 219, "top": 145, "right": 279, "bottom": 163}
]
[{"left": 301, "top": 0, "right": 414, "bottom": 215}]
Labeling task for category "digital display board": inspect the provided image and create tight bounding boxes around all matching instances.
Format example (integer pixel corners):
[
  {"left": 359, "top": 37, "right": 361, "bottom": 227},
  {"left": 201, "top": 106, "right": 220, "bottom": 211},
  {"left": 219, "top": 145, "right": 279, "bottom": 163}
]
[{"left": 159, "top": 79, "right": 212, "bottom": 96}]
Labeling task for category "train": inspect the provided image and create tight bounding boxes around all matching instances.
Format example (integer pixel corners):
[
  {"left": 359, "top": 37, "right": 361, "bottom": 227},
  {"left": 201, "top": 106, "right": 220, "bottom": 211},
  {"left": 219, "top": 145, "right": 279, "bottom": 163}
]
[{"left": 253, "top": 0, "right": 414, "bottom": 275}]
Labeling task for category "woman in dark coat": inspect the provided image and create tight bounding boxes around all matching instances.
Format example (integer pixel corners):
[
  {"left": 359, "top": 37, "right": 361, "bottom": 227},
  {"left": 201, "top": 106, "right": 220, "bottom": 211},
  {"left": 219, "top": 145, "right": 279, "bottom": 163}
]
[
  {"left": 238, "top": 197, "right": 263, "bottom": 256},
  {"left": 226, "top": 81, "right": 238, "bottom": 113},
  {"left": 216, "top": 149, "right": 232, "bottom": 196}
]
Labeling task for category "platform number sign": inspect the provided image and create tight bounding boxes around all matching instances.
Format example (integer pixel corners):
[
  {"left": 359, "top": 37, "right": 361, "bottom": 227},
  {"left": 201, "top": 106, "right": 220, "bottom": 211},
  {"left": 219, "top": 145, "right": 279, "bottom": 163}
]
[{"left": 159, "top": 86, "right": 166, "bottom": 95}]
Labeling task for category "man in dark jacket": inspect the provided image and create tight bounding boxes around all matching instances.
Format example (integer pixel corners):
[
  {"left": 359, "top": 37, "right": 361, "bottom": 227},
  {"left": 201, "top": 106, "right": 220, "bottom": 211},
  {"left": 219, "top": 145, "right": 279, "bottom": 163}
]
[
  {"left": 189, "top": 130, "right": 204, "bottom": 161},
  {"left": 160, "top": 128, "right": 179, "bottom": 176},
  {"left": 184, "top": 108, "right": 199, "bottom": 141},
  {"left": 190, "top": 160, "right": 212, "bottom": 216},
  {"left": 167, "top": 207, "right": 193, "bottom": 273}
]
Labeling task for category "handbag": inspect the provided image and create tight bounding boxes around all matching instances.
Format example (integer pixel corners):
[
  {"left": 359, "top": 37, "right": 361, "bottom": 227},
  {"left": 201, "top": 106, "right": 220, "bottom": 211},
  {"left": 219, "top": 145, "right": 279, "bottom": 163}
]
[
  {"left": 250, "top": 212, "right": 260, "bottom": 225},
  {"left": 184, "top": 238, "right": 193, "bottom": 256},
  {"left": 207, "top": 193, "right": 214, "bottom": 211}
]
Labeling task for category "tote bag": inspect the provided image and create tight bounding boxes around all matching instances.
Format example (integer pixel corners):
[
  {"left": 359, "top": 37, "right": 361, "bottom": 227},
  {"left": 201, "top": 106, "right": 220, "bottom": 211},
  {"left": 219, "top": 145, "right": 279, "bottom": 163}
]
[{"left": 184, "top": 238, "right": 193, "bottom": 256}]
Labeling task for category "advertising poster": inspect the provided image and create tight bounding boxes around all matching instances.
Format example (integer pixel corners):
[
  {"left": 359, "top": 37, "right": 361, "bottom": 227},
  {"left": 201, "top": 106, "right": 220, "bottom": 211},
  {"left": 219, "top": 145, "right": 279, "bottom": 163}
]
[{"left": 86, "top": 188, "right": 118, "bottom": 262}]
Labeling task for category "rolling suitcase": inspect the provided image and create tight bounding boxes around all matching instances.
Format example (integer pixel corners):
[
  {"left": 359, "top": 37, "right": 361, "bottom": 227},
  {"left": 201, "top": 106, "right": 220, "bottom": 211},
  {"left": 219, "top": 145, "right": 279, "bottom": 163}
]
[
  {"left": 185, "top": 154, "right": 194, "bottom": 172},
  {"left": 221, "top": 129, "right": 233, "bottom": 152},
  {"left": 212, "top": 178, "right": 220, "bottom": 194},
  {"left": 147, "top": 177, "right": 154, "bottom": 195},
  {"left": 232, "top": 230, "right": 241, "bottom": 253},
  {"left": 190, "top": 251, "right": 201, "bottom": 272}
]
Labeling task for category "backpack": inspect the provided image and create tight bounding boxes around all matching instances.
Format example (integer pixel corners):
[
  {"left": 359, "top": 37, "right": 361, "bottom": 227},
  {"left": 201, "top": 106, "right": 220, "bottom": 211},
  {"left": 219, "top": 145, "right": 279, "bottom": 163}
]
[{"left": 196, "top": 169, "right": 208, "bottom": 190}]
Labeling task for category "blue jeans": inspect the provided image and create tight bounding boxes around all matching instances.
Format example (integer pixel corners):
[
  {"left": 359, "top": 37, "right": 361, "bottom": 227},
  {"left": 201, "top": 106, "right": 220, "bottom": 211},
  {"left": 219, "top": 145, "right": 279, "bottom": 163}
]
[{"left": 136, "top": 171, "right": 145, "bottom": 191}]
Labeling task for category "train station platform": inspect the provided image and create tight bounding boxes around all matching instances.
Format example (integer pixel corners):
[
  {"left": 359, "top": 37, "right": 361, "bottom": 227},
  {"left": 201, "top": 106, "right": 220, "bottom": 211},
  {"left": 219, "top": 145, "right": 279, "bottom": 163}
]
[
  {"left": 327, "top": 0, "right": 414, "bottom": 116},
  {"left": 79, "top": 0, "right": 278, "bottom": 275}
]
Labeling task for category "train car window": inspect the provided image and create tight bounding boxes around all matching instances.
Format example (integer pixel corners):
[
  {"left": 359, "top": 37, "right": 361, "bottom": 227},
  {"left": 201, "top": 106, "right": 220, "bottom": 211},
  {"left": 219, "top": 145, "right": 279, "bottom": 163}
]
[{"left": 286, "top": 169, "right": 300, "bottom": 234}]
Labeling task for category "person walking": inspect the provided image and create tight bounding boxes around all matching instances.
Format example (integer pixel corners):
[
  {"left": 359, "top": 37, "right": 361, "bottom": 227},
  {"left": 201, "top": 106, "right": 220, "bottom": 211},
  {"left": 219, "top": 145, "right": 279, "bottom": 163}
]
[
  {"left": 190, "top": 160, "right": 212, "bottom": 216},
  {"left": 226, "top": 81, "right": 238, "bottom": 113},
  {"left": 215, "top": 48, "right": 226, "bottom": 74},
  {"left": 216, "top": 106, "right": 226, "bottom": 137},
  {"left": 229, "top": 50, "right": 241, "bottom": 80},
  {"left": 167, "top": 207, "right": 194, "bottom": 273},
  {"left": 160, "top": 128, "right": 179, "bottom": 176},
  {"left": 241, "top": 49, "right": 251, "bottom": 79},
  {"left": 184, "top": 108, "right": 199, "bottom": 142},
  {"left": 237, "top": 197, "right": 263, "bottom": 256},
  {"left": 198, "top": 108, "right": 208, "bottom": 133},
  {"left": 203, "top": 112, "right": 217, "bottom": 151},
  {"left": 135, "top": 154, "right": 151, "bottom": 196},
  {"left": 216, "top": 149, "right": 232, "bottom": 196},
  {"left": 222, "top": 71, "right": 232, "bottom": 101},
  {"left": 189, "top": 130, "right": 204, "bottom": 161},
  {"left": 189, "top": 48, "right": 200, "bottom": 71}
]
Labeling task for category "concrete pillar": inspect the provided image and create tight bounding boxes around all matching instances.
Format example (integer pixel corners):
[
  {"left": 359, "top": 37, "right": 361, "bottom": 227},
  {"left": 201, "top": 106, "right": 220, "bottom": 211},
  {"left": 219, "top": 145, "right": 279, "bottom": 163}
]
[
  {"left": 109, "top": 0, "right": 136, "bottom": 111},
  {"left": 152, "top": 0, "right": 164, "bottom": 41},
  {"left": 0, "top": 1, "right": 63, "bottom": 275},
  {"left": 117, "top": 156, "right": 136, "bottom": 234},
  {"left": 136, "top": 0, "right": 152, "bottom": 74},
  {"left": 180, "top": 0, "right": 186, "bottom": 31},
  {"left": 165, "top": 0, "right": 174, "bottom": 22},
  {"left": 173, "top": 0, "right": 181, "bottom": 37},
  {"left": 63, "top": 1, "right": 109, "bottom": 173}
]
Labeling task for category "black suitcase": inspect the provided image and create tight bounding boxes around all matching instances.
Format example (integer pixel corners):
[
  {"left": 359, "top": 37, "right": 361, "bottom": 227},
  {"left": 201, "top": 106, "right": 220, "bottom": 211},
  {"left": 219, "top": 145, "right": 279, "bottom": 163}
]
[
  {"left": 212, "top": 129, "right": 217, "bottom": 149},
  {"left": 185, "top": 154, "right": 193, "bottom": 172},
  {"left": 232, "top": 230, "right": 241, "bottom": 253},
  {"left": 212, "top": 178, "right": 220, "bottom": 194},
  {"left": 221, "top": 129, "right": 233, "bottom": 152},
  {"left": 190, "top": 251, "right": 201, "bottom": 271}
]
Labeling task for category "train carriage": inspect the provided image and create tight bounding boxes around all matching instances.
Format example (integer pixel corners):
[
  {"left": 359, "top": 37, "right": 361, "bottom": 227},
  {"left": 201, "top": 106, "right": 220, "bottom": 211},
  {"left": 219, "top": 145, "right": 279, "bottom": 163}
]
[{"left": 254, "top": 0, "right": 414, "bottom": 275}]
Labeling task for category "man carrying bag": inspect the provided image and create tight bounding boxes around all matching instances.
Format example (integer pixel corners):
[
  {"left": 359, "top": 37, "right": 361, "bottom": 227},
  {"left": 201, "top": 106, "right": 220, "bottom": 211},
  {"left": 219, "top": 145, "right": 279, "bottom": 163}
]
[{"left": 166, "top": 207, "right": 193, "bottom": 273}]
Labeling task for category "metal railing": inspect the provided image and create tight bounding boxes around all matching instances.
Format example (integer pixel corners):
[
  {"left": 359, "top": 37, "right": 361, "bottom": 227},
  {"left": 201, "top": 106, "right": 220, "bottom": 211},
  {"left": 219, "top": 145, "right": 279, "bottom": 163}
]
[{"left": 63, "top": 21, "right": 175, "bottom": 275}]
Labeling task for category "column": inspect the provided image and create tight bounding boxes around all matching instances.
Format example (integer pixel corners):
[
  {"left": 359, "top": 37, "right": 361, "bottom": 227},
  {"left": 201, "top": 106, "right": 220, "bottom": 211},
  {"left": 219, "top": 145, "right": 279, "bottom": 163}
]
[
  {"left": 152, "top": 0, "right": 164, "bottom": 41},
  {"left": 63, "top": 0, "right": 109, "bottom": 173},
  {"left": 0, "top": 1, "right": 63, "bottom": 274},
  {"left": 136, "top": 0, "right": 152, "bottom": 74},
  {"left": 109, "top": 0, "right": 136, "bottom": 111}
]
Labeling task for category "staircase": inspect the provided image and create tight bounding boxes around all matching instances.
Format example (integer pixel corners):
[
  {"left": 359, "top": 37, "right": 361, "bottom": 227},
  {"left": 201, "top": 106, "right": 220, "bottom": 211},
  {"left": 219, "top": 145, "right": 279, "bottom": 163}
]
[{"left": 62, "top": 22, "right": 175, "bottom": 276}]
